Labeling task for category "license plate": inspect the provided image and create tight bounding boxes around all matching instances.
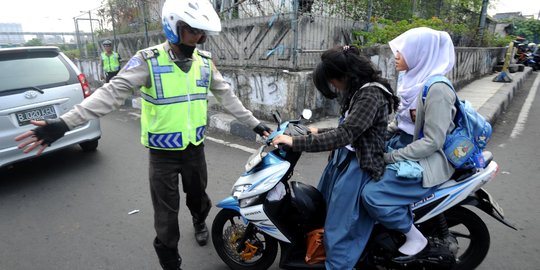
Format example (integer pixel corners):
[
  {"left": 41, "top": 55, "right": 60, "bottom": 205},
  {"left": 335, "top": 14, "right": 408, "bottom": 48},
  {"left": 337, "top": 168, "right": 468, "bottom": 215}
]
[{"left": 16, "top": 105, "right": 57, "bottom": 126}]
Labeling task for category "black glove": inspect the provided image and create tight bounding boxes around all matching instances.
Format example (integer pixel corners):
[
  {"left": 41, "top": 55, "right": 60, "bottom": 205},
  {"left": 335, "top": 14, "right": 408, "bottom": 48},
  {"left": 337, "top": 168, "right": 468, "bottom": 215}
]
[
  {"left": 253, "top": 123, "right": 272, "bottom": 137},
  {"left": 32, "top": 118, "right": 70, "bottom": 146}
]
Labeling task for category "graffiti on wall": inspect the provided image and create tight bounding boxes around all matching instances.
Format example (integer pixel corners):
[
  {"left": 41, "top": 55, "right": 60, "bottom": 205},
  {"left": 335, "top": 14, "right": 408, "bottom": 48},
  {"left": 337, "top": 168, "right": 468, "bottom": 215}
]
[
  {"left": 222, "top": 72, "right": 287, "bottom": 106},
  {"left": 453, "top": 49, "right": 497, "bottom": 85}
]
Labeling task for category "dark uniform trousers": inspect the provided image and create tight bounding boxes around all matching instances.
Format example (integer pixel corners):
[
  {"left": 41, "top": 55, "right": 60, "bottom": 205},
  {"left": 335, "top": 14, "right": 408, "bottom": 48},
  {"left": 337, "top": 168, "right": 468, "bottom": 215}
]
[
  {"left": 105, "top": 71, "right": 119, "bottom": 83},
  {"left": 149, "top": 143, "right": 211, "bottom": 251}
]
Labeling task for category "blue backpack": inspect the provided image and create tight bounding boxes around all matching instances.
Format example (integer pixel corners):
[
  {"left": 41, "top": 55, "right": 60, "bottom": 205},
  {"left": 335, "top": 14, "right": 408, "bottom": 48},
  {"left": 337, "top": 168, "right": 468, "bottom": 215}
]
[{"left": 421, "top": 76, "right": 492, "bottom": 169}]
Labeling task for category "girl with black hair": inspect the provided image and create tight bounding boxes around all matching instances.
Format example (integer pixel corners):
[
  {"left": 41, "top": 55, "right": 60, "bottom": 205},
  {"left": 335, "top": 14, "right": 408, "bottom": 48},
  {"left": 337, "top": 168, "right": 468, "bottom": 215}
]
[{"left": 272, "top": 45, "right": 399, "bottom": 269}]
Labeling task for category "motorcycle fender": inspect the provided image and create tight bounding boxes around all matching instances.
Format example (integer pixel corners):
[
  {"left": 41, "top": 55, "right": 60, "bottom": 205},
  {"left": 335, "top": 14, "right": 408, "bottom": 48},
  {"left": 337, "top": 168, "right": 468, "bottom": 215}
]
[
  {"left": 460, "top": 188, "right": 517, "bottom": 230},
  {"left": 216, "top": 196, "right": 240, "bottom": 212}
]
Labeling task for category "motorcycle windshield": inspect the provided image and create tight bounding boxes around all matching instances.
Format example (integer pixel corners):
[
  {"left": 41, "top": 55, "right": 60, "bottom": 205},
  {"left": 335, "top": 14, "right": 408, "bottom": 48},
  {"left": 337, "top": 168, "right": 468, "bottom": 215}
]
[{"left": 235, "top": 152, "right": 290, "bottom": 200}]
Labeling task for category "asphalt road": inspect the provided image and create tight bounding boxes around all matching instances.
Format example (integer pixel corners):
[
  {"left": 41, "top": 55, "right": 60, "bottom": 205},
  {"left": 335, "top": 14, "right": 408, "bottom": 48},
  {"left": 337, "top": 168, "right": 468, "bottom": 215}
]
[
  {"left": 0, "top": 107, "right": 327, "bottom": 270},
  {"left": 1, "top": 72, "right": 539, "bottom": 270},
  {"left": 473, "top": 72, "right": 540, "bottom": 270}
]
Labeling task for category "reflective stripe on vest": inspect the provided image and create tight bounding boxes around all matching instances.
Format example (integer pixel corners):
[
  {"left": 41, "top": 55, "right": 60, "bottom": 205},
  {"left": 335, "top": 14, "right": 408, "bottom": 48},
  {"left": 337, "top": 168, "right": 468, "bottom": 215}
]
[
  {"left": 101, "top": 52, "right": 120, "bottom": 72},
  {"left": 139, "top": 45, "right": 211, "bottom": 151}
]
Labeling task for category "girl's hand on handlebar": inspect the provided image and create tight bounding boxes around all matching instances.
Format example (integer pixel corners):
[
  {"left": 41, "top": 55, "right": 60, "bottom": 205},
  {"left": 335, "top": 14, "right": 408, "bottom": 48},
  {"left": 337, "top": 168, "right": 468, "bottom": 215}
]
[
  {"left": 309, "top": 127, "right": 318, "bottom": 134},
  {"left": 272, "top": 135, "right": 293, "bottom": 148}
]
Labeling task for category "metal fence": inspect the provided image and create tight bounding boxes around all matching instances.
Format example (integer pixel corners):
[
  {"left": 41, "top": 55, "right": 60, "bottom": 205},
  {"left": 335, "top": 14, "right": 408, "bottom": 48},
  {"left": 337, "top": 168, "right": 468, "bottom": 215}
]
[
  {"left": 199, "top": 13, "right": 363, "bottom": 70},
  {"left": 86, "top": 0, "right": 368, "bottom": 69},
  {"left": 83, "top": 0, "right": 493, "bottom": 68}
]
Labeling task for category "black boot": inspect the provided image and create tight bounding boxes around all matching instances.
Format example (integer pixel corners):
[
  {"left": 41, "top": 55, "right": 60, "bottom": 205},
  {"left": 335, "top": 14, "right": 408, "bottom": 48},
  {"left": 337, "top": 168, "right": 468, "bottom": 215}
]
[
  {"left": 153, "top": 237, "right": 182, "bottom": 270},
  {"left": 193, "top": 218, "right": 209, "bottom": 246}
]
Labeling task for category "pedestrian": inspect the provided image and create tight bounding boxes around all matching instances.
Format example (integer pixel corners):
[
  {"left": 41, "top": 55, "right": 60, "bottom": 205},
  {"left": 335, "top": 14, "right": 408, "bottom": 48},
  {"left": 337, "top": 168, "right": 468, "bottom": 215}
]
[
  {"left": 15, "top": 0, "right": 272, "bottom": 269},
  {"left": 271, "top": 45, "right": 399, "bottom": 269},
  {"left": 361, "top": 27, "right": 457, "bottom": 262},
  {"left": 100, "top": 39, "right": 122, "bottom": 83}
]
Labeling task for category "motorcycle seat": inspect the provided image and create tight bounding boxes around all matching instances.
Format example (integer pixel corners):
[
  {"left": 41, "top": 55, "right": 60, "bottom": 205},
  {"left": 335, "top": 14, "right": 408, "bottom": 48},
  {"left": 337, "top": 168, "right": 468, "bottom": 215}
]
[{"left": 439, "top": 151, "right": 494, "bottom": 189}]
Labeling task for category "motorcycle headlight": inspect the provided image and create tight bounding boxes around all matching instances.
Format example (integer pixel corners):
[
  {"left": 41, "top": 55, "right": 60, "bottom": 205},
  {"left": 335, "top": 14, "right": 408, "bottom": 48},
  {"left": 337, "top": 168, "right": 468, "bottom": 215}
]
[
  {"left": 232, "top": 184, "right": 251, "bottom": 198},
  {"left": 239, "top": 194, "right": 263, "bottom": 208}
]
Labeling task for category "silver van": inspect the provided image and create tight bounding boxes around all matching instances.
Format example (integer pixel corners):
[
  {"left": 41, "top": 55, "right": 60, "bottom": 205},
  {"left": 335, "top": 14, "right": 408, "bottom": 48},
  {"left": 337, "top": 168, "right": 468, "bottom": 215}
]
[{"left": 0, "top": 46, "right": 101, "bottom": 168}]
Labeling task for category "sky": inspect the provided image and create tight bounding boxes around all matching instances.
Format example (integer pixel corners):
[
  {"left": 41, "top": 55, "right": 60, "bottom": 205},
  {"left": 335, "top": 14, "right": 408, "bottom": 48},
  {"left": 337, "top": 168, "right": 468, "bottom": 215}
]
[
  {"left": 0, "top": 0, "right": 539, "bottom": 33},
  {"left": 0, "top": 0, "right": 104, "bottom": 32},
  {"left": 488, "top": 0, "right": 540, "bottom": 17}
]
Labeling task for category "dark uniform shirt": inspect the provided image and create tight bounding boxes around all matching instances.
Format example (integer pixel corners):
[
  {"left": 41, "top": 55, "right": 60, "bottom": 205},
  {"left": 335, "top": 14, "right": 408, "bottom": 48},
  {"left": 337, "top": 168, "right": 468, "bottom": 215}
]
[{"left": 292, "top": 86, "right": 390, "bottom": 180}]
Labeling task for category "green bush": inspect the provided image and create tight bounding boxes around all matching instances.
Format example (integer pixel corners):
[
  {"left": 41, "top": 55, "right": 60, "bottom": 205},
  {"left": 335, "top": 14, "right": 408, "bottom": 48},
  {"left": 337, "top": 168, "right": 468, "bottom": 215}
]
[
  {"left": 352, "top": 17, "right": 509, "bottom": 48},
  {"left": 63, "top": 49, "right": 81, "bottom": 60}
]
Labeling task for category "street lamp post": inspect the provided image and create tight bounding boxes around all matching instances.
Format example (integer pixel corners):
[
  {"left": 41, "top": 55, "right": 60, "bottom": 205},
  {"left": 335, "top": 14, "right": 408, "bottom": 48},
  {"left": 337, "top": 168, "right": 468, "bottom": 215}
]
[
  {"left": 73, "top": 11, "right": 101, "bottom": 59},
  {"left": 88, "top": 10, "right": 97, "bottom": 57}
]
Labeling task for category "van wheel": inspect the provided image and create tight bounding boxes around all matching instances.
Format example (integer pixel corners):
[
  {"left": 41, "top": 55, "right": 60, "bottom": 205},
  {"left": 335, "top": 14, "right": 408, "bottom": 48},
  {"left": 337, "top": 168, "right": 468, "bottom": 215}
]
[{"left": 79, "top": 139, "right": 99, "bottom": 152}]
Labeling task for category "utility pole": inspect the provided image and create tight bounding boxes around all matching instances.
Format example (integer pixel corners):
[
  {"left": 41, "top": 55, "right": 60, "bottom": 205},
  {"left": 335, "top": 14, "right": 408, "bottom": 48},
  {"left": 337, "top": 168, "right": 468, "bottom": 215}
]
[
  {"left": 140, "top": 0, "right": 149, "bottom": 47},
  {"left": 88, "top": 10, "right": 97, "bottom": 57},
  {"left": 365, "top": 0, "right": 373, "bottom": 32},
  {"left": 109, "top": 0, "right": 117, "bottom": 51},
  {"left": 478, "top": 0, "right": 489, "bottom": 45},
  {"left": 292, "top": 0, "right": 299, "bottom": 69},
  {"left": 74, "top": 17, "right": 82, "bottom": 56}
]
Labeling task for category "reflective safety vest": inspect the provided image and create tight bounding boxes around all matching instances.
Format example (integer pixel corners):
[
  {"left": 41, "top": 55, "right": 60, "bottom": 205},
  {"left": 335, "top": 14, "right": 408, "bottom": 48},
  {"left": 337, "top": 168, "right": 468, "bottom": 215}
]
[
  {"left": 101, "top": 51, "right": 120, "bottom": 72},
  {"left": 139, "top": 45, "right": 212, "bottom": 151}
]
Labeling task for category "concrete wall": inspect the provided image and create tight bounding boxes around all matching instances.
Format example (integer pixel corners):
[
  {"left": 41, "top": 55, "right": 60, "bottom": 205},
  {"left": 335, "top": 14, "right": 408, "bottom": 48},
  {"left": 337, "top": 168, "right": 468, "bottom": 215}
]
[
  {"left": 76, "top": 44, "right": 505, "bottom": 122},
  {"left": 74, "top": 15, "right": 506, "bottom": 122}
]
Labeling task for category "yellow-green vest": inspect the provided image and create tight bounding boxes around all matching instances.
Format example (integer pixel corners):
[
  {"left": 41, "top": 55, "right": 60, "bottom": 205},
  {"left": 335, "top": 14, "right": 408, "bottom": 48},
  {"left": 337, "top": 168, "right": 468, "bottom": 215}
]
[
  {"left": 101, "top": 51, "right": 120, "bottom": 72},
  {"left": 139, "top": 45, "right": 212, "bottom": 151}
]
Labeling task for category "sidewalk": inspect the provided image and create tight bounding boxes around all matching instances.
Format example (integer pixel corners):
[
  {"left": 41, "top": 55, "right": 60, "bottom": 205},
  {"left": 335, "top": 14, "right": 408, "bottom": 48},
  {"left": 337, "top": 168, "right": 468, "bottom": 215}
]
[{"left": 208, "top": 67, "right": 535, "bottom": 141}]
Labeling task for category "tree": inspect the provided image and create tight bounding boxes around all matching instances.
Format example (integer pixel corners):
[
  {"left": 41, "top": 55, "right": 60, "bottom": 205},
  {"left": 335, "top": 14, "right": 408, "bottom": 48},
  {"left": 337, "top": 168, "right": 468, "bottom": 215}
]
[
  {"left": 512, "top": 18, "right": 540, "bottom": 43},
  {"left": 24, "top": 38, "right": 43, "bottom": 47},
  {"left": 97, "top": 0, "right": 162, "bottom": 35}
]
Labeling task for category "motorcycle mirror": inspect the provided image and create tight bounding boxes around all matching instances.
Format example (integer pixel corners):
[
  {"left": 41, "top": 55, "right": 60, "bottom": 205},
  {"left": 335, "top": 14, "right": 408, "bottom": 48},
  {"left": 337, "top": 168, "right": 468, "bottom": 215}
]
[
  {"left": 272, "top": 111, "right": 282, "bottom": 127},
  {"left": 301, "top": 109, "right": 312, "bottom": 120}
]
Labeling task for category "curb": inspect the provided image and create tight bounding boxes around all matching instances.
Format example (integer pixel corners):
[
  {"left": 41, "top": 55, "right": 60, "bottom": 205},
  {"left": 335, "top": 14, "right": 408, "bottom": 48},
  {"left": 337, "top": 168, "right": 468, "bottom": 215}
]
[
  {"left": 478, "top": 68, "right": 533, "bottom": 125},
  {"left": 207, "top": 111, "right": 340, "bottom": 143},
  {"left": 131, "top": 69, "right": 534, "bottom": 142},
  {"left": 208, "top": 111, "right": 277, "bottom": 143}
]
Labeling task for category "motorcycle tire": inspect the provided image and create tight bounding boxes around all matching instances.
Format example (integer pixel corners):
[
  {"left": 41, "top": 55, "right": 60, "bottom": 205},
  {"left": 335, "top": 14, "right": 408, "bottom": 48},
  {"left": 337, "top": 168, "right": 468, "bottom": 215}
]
[
  {"left": 445, "top": 206, "right": 490, "bottom": 270},
  {"left": 212, "top": 209, "right": 278, "bottom": 270}
]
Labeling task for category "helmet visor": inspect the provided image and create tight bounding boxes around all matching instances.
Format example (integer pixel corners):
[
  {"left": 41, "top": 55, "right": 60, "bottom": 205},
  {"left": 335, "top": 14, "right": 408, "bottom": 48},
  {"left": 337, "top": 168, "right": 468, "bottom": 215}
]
[{"left": 179, "top": 21, "right": 206, "bottom": 36}]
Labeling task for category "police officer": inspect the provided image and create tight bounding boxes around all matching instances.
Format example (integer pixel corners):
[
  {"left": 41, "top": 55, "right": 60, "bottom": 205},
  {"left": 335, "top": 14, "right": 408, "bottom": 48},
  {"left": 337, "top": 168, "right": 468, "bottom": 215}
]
[
  {"left": 15, "top": 0, "right": 271, "bottom": 269},
  {"left": 100, "top": 39, "right": 122, "bottom": 83}
]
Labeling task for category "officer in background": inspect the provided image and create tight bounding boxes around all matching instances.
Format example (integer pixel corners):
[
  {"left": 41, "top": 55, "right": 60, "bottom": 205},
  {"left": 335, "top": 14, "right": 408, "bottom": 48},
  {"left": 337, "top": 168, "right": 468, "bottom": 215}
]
[
  {"left": 100, "top": 39, "right": 121, "bottom": 83},
  {"left": 15, "top": 0, "right": 272, "bottom": 269}
]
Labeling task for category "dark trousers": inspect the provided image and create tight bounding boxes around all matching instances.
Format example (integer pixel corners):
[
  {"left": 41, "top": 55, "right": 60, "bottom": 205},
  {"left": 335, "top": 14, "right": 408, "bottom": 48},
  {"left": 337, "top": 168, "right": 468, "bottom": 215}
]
[
  {"left": 105, "top": 71, "right": 119, "bottom": 83},
  {"left": 149, "top": 143, "right": 211, "bottom": 251}
]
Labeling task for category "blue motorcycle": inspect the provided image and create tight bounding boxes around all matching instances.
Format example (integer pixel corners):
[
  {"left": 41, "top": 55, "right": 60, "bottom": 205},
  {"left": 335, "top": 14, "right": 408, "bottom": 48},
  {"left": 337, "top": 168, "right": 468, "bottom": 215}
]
[{"left": 211, "top": 110, "right": 516, "bottom": 270}]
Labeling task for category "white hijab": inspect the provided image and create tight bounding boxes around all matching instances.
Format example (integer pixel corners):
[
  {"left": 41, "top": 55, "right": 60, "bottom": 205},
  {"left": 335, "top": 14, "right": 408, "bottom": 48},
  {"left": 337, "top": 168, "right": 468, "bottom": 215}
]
[{"left": 389, "top": 27, "right": 455, "bottom": 135}]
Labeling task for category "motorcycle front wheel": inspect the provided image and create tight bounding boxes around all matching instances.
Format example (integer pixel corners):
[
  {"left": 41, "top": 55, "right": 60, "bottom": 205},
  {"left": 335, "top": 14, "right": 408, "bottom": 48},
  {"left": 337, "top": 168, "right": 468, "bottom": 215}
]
[
  {"left": 212, "top": 209, "right": 278, "bottom": 270},
  {"left": 446, "top": 206, "right": 490, "bottom": 270}
]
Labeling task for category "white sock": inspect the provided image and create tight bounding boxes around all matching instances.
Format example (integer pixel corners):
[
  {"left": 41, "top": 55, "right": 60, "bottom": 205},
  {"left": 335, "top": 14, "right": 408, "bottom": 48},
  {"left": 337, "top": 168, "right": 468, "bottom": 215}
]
[{"left": 398, "top": 225, "right": 428, "bottom": 256}]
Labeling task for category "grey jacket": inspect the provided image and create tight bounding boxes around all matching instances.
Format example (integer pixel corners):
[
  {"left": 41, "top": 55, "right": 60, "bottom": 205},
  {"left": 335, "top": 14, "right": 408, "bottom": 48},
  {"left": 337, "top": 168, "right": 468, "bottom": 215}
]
[
  {"left": 385, "top": 82, "right": 457, "bottom": 187},
  {"left": 61, "top": 42, "right": 260, "bottom": 130}
]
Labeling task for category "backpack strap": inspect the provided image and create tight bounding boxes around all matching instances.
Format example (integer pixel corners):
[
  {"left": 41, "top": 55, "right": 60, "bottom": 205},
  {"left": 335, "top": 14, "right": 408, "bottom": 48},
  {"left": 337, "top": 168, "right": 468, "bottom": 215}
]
[
  {"left": 360, "top": 82, "right": 393, "bottom": 97},
  {"left": 419, "top": 76, "right": 463, "bottom": 138},
  {"left": 347, "top": 82, "right": 394, "bottom": 108},
  {"left": 422, "top": 75, "right": 456, "bottom": 103}
]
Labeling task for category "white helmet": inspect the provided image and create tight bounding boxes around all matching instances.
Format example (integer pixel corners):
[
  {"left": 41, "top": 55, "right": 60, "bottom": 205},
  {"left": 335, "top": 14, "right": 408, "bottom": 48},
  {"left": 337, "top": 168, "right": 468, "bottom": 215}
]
[
  {"left": 528, "top": 43, "right": 537, "bottom": 50},
  {"left": 162, "top": 0, "right": 221, "bottom": 44}
]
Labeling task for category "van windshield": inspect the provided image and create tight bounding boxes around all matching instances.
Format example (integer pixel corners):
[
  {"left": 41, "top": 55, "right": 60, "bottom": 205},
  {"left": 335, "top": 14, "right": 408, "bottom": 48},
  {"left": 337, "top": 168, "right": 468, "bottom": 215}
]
[{"left": 0, "top": 51, "right": 75, "bottom": 93}]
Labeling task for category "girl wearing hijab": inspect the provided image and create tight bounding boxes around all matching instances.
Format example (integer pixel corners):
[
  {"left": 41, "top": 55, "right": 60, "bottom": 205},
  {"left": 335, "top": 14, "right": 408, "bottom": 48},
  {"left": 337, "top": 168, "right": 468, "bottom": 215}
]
[
  {"left": 361, "top": 27, "right": 457, "bottom": 262},
  {"left": 272, "top": 45, "right": 399, "bottom": 269}
]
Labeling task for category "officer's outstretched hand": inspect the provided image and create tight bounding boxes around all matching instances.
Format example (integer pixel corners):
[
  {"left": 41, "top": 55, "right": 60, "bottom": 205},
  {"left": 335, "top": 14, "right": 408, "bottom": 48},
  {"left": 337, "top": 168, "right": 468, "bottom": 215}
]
[
  {"left": 253, "top": 123, "right": 273, "bottom": 139},
  {"left": 15, "top": 118, "right": 70, "bottom": 155}
]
